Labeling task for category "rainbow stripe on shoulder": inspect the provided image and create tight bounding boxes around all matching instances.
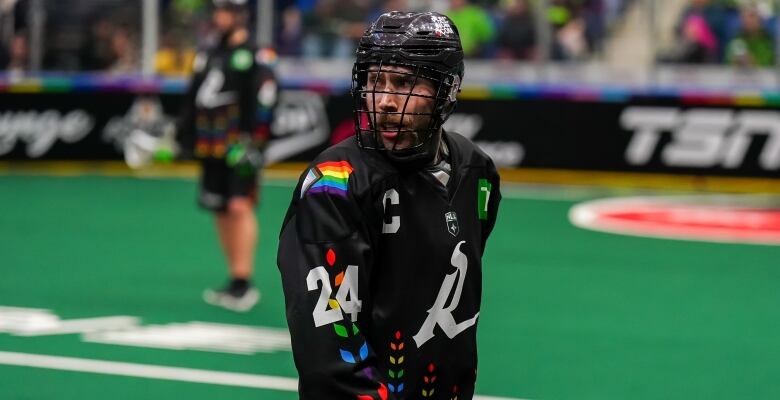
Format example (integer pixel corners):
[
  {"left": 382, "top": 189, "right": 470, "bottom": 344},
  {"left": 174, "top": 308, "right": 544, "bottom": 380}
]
[{"left": 300, "top": 161, "right": 354, "bottom": 198}]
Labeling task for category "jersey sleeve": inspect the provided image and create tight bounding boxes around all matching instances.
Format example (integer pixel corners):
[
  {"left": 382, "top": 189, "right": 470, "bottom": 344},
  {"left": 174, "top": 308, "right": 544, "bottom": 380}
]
[
  {"left": 175, "top": 50, "right": 208, "bottom": 156},
  {"left": 238, "top": 50, "right": 278, "bottom": 147},
  {"left": 252, "top": 64, "right": 278, "bottom": 147},
  {"left": 236, "top": 52, "right": 259, "bottom": 140},
  {"left": 277, "top": 161, "right": 392, "bottom": 400}
]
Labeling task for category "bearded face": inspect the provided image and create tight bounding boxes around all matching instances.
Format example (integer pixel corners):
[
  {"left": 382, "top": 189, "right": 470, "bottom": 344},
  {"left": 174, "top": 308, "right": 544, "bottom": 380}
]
[{"left": 364, "top": 64, "right": 437, "bottom": 151}]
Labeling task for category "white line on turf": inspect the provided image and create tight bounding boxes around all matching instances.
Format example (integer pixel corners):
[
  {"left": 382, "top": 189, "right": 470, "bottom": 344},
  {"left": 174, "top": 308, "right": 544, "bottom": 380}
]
[
  {"left": 0, "top": 351, "right": 297, "bottom": 391},
  {"left": 0, "top": 351, "right": 529, "bottom": 400}
]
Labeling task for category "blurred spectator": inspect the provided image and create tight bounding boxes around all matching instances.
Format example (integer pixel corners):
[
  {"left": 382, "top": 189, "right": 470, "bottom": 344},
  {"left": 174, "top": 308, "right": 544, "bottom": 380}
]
[
  {"left": 547, "top": 0, "right": 572, "bottom": 28},
  {"left": 447, "top": 0, "right": 496, "bottom": 57},
  {"left": 579, "top": 0, "right": 607, "bottom": 55},
  {"left": 496, "top": 0, "right": 536, "bottom": 60},
  {"left": 301, "top": 0, "right": 336, "bottom": 58},
  {"left": 80, "top": 17, "right": 115, "bottom": 70},
  {"left": 0, "top": 0, "right": 659, "bottom": 69},
  {"left": 276, "top": 5, "right": 304, "bottom": 56},
  {"left": 327, "top": 0, "right": 370, "bottom": 57},
  {"left": 603, "top": 0, "right": 629, "bottom": 27},
  {"left": 302, "top": 0, "right": 369, "bottom": 58},
  {"left": 296, "top": 0, "right": 319, "bottom": 14},
  {"left": 674, "top": 0, "right": 727, "bottom": 60},
  {"left": 0, "top": 43, "right": 8, "bottom": 69},
  {"left": 659, "top": 14, "right": 718, "bottom": 63},
  {"left": 165, "top": 0, "right": 210, "bottom": 45},
  {"left": 676, "top": 0, "right": 727, "bottom": 34},
  {"left": 5, "top": 32, "right": 28, "bottom": 74},
  {"left": 547, "top": 0, "right": 589, "bottom": 60},
  {"left": 172, "top": 0, "right": 208, "bottom": 17},
  {"left": 553, "top": 16, "right": 588, "bottom": 60},
  {"left": 370, "top": 0, "right": 409, "bottom": 21},
  {"left": 40, "top": 0, "right": 140, "bottom": 70},
  {"left": 107, "top": 26, "right": 139, "bottom": 73},
  {"left": 156, "top": 30, "right": 196, "bottom": 76},
  {"left": 726, "top": 6, "right": 774, "bottom": 67}
]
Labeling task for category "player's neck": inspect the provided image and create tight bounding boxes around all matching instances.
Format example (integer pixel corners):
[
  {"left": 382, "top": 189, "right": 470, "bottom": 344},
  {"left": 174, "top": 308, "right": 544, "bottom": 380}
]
[
  {"left": 228, "top": 29, "right": 248, "bottom": 47},
  {"left": 219, "top": 28, "right": 248, "bottom": 47}
]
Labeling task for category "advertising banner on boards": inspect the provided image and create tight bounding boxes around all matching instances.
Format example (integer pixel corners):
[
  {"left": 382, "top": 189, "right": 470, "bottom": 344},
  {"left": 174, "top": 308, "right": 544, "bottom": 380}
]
[{"left": 0, "top": 89, "right": 777, "bottom": 179}]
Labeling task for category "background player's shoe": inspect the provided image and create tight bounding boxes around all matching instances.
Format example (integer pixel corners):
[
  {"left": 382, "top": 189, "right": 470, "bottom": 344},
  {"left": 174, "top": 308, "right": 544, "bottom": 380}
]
[{"left": 203, "top": 282, "right": 260, "bottom": 312}]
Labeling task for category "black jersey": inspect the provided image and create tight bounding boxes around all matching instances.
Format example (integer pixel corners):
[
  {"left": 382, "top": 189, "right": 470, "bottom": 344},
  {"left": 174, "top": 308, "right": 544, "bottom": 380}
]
[
  {"left": 178, "top": 36, "right": 277, "bottom": 159},
  {"left": 277, "top": 131, "right": 501, "bottom": 399}
]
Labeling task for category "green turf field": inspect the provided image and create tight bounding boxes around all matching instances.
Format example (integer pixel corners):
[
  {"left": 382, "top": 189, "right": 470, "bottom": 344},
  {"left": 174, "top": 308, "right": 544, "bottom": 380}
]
[{"left": 0, "top": 174, "right": 778, "bottom": 400}]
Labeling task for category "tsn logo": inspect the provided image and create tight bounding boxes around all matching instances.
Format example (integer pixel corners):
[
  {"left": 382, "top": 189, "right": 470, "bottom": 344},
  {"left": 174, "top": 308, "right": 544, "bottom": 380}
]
[{"left": 621, "top": 107, "right": 780, "bottom": 170}]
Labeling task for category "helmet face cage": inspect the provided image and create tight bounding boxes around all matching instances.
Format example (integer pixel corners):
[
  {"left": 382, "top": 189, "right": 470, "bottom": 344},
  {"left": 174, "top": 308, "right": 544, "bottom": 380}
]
[
  {"left": 351, "top": 59, "right": 459, "bottom": 153},
  {"left": 350, "top": 11, "right": 464, "bottom": 166}
]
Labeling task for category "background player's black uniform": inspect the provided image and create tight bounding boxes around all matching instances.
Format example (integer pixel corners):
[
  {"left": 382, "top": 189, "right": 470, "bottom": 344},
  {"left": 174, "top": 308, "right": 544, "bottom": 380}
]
[
  {"left": 178, "top": 35, "right": 277, "bottom": 211},
  {"left": 278, "top": 131, "right": 501, "bottom": 399}
]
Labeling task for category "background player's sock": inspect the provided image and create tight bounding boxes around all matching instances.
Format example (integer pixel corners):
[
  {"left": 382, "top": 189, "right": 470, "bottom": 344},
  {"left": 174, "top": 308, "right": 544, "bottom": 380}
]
[{"left": 229, "top": 278, "right": 250, "bottom": 296}]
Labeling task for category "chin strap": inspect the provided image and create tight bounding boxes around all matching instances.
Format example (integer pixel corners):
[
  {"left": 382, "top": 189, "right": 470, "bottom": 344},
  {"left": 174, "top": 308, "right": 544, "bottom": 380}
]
[
  {"left": 432, "top": 134, "right": 449, "bottom": 165},
  {"left": 426, "top": 139, "right": 451, "bottom": 187}
]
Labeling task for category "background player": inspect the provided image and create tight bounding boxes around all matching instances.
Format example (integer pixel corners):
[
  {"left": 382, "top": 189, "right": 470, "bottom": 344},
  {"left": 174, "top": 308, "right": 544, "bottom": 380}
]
[
  {"left": 277, "top": 12, "right": 501, "bottom": 398},
  {"left": 177, "top": 0, "right": 277, "bottom": 312}
]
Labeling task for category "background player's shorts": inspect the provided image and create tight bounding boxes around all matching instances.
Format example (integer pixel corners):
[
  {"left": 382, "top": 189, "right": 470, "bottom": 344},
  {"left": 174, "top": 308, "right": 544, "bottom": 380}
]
[{"left": 198, "top": 159, "right": 260, "bottom": 212}]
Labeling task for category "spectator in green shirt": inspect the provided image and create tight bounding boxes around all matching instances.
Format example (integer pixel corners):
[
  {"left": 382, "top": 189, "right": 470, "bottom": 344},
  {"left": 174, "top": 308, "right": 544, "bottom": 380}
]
[
  {"left": 447, "top": 0, "right": 496, "bottom": 57},
  {"left": 726, "top": 6, "right": 774, "bottom": 67}
]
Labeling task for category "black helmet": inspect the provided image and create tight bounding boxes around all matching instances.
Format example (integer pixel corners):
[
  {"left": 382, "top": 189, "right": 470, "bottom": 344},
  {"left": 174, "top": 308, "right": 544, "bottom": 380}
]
[
  {"left": 351, "top": 11, "right": 464, "bottom": 168},
  {"left": 212, "top": 0, "right": 248, "bottom": 10}
]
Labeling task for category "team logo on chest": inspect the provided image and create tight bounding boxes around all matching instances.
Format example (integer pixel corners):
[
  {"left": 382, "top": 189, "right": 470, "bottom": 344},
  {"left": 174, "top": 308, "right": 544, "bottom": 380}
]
[
  {"left": 445, "top": 211, "right": 459, "bottom": 237},
  {"left": 413, "top": 241, "right": 479, "bottom": 347}
]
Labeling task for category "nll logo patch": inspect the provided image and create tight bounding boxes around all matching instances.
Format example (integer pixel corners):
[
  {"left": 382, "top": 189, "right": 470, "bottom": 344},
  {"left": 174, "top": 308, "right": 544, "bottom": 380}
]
[{"left": 445, "top": 211, "right": 459, "bottom": 237}]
